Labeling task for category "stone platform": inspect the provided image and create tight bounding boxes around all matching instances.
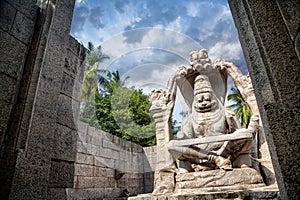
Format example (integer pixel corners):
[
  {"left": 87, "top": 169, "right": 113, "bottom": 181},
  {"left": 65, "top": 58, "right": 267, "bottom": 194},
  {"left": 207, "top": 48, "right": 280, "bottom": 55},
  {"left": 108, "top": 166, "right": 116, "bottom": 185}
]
[
  {"left": 128, "top": 189, "right": 280, "bottom": 200},
  {"left": 175, "top": 168, "right": 263, "bottom": 192},
  {"left": 129, "top": 169, "right": 280, "bottom": 199}
]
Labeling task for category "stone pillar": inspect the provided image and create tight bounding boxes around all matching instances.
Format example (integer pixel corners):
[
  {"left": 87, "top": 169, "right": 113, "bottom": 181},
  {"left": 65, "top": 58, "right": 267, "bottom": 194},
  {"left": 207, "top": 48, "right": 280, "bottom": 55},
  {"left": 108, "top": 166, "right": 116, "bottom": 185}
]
[{"left": 228, "top": 1, "right": 300, "bottom": 199}]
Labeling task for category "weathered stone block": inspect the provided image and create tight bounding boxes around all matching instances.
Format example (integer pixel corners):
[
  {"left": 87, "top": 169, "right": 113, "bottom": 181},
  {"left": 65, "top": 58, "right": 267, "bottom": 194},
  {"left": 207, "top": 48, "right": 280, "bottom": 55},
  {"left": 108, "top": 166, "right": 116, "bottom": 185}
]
[
  {"left": 47, "top": 188, "right": 67, "bottom": 200},
  {"left": 64, "top": 50, "right": 79, "bottom": 78},
  {"left": 94, "top": 166, "right": 115, "bottom": 178},
  {"left": 75, "top": 176, "right": 96, "bottom": 188},
  {"left": 115, "top": 159, "right": 125, "bottom": 172},
  {"left": 117, "top": 179, "right": 126, "bottom": 188},
  {"left": 94, "top": 155, "right": 114, "bottom": 168},
  {"left": 78, "top": 121, "right": 88, "bottom": 134},
  {"left": 0, "top": 101, "right": 13, "bottom": 138},
  {"left": 124, "top": 140, "right": 132, "bottom": 152},
  {"left": 77, "top": 129, "right": 88, "bottom": 144},
  {"left": 91, "top": 144, "right": 99, "bottom": 155},
  {"left": 49, "top": 159, "right": 75, "bottom": 188},
  {"left": 129, "top": 190, "right": 280, "bottom": 200},
  {"left": 104, "top": 188, "right": 123, "bottom": 198},
  {"left": 68, "top": 36, "right": 82, "bottom": 56},
  {"left": 126, "top": 186, "right": 144, "bottom": 196},
  {"left": 120, "top": 151, "right": 132, "bottom": 162},
  {"left": 102, "top": 130, "right": 114, "bottom": 142},
  {"left": 76, "top": 152, "right": 94, "bottom": 165},
  {"left": 176, "top": 168, "right": 263, "bottom": 189},
  {"left": 276, "top": 1, "right": 300, "bottom": 40},
  {"left": 10, "top": 163, "right": 49, "bottom": 199},
  {"left": 0, "top": 73, "right": 18, "bottom": 104},
  {"left": 76, "top": 176, "right": 115, "bottom": 188},
  {"left": 74, "top": 164, "right": 94, "bottom": 176},
  {"left": 55, "top": 124, "right": 77, "bottom": 161},
  {"left": 0, "top": 1, "right": 16, "bottom": 31},
  {"left": 66, "top": 188, "right": 105, "bottom": 200},
  {"left": 6, "top": 0, "right": 39, "bottom": 21},
  {"left": 99, "top": 147, "right": 120, "bottom": 160},
  {"left": 60, "top": 72, "right": 75, "bottom": 98},
  {"left": 103, "top": 139, "right": 121, "bottom": 151},
  {"left": 57, "top": 94, "right": 79, "bottom": 130},
  {"left": 11, "top": 11, "right": 36, "bottom": 44},
  {"left": 72, "top": 79, "right": 83, "bottom": 102},
  {"left": 88, "top": 126, "right": 103, "bottom": 145},
  {"left": 24, "top": 123, "right": 56, "bottom": 154},
  {"left": 132, "top": 142, "right": 144, "bottom": 153},
  {"left": 77, "top": 141, "right": 88, "bottom": 154},
  {"left": 0, "top": 29, "right": 27, "bottom": 79}
]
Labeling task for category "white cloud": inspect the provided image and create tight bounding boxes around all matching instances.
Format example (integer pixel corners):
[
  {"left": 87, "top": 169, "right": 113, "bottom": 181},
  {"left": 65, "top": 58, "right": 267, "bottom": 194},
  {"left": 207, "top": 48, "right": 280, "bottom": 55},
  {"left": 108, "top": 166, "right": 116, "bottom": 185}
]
[
  {"left": 166, "top": 16, "right": 182, "bottom": 33},
  {"left": 209, "top": 41, "right": 243, "bottom": 61},
  {"left": 100, "top": 28, "right": 202, "bottom": 72}
]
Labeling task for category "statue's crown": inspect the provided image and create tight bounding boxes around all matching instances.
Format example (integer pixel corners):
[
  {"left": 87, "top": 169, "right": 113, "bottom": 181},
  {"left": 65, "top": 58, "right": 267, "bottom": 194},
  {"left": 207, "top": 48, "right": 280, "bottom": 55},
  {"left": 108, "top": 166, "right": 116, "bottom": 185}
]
[{"left": 194, "top": 75, "right": 213, "bottom": 95}]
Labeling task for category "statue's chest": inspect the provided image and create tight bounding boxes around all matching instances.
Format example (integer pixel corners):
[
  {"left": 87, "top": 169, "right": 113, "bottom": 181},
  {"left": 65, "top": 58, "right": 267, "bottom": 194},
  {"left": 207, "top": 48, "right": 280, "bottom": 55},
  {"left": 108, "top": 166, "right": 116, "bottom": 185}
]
[{"left": 192, "top": 111, "right": 226, "bottom": 137}]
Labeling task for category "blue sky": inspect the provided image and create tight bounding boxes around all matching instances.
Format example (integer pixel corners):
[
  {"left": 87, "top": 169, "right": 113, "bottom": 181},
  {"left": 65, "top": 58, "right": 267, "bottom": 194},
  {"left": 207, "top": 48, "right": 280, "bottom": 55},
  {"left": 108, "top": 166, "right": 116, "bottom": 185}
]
[{"left": 71, "top": 0, "right": 248, "bottom": 122}]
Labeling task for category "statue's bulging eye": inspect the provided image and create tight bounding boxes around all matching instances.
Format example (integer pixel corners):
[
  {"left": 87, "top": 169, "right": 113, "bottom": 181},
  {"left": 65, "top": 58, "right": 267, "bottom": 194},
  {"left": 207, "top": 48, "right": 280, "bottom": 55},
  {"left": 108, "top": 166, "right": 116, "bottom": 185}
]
[{"left": 204, "top": 95, "right": 211, "bottom": 101}]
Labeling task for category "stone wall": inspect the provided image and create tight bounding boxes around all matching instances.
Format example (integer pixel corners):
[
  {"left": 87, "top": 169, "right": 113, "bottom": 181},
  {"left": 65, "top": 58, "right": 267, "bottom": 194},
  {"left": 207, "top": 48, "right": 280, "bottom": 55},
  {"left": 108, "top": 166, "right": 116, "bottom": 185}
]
[
  {"left": 66, "top": 121, "right": 146, "bottom": 199},
  {"left": 228, "top": 0, "right": 300, "bottom": 199},
  {"left": 0, "top": 0, "right": 39, "bottom": 198},
  {"left": 143, "top": 146, "right": 157, "bottom": 193},
  {"left": 0, "top": 0, "right": 87, "bottom": 199}
]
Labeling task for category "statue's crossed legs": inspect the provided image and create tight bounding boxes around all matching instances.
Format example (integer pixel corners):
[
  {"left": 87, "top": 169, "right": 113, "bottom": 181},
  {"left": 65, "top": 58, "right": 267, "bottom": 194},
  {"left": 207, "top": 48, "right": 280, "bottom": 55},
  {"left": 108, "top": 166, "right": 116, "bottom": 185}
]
[{"left": 165, "top": 129, "right": 254, "bottom": 173}]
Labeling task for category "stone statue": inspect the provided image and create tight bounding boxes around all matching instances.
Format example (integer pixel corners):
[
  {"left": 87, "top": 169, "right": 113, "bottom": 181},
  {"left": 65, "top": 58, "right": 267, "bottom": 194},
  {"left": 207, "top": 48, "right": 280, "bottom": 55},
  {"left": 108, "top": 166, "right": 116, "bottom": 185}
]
[
  {"left": 167, "top": 74, "right": 258, "bottom": 173},
  {"left": 149, "top": 49, "right": 263, "bottom": 195}
]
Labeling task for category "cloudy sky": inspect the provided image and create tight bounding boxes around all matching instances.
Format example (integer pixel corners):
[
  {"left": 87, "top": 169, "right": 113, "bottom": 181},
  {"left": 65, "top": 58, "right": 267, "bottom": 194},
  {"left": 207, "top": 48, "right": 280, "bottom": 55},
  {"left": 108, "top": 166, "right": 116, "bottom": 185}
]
[{"left": 70, "top": 0, "right": 248, "bottom": 122}]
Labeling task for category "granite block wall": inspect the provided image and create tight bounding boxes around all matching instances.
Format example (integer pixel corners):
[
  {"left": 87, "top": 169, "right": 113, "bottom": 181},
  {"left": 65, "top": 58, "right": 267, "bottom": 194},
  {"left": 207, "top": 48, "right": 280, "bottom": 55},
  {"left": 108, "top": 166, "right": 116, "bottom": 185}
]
[
  {"left": 0, "top": 0, "right": 87, "bottom": 199},
  {"left": 143, "top": 146, "right": 157, "bottom": 193},
  {"left": 68, "top": 121, "right": 147, "bottom": 199},
  {"left": 0, "top": 0, "right": 39, "bottom": 198}
]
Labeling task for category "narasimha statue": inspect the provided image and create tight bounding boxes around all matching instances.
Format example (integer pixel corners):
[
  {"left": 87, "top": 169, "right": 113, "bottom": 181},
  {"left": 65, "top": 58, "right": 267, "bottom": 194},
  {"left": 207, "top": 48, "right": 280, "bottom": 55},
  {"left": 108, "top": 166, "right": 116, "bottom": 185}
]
[{"left": 149, "top": 49, "right": 262, "bottom": 194}]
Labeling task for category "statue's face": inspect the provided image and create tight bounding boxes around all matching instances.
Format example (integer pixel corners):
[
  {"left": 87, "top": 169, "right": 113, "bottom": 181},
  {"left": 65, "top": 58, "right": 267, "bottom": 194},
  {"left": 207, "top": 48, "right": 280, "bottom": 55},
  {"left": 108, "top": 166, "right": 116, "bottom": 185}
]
[{"left": 193, "top": 92, "right": 216, "bottom": 113}]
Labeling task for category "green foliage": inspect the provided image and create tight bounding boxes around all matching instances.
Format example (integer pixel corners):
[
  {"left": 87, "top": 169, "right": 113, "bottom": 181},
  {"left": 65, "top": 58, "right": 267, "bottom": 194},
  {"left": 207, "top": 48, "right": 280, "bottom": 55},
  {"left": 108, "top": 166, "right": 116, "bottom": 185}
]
[
  {"left": 98, "top": 70, "right": 129, "bottom": 95},
  {"left": 80, "top": 42, "right": 155, "bottom": 146},
  {"left": 227, "top": 87, "right": 252, "bottom": 128},
  {"left": 95, "top": 86, "right": 156, "bottom": 147}
]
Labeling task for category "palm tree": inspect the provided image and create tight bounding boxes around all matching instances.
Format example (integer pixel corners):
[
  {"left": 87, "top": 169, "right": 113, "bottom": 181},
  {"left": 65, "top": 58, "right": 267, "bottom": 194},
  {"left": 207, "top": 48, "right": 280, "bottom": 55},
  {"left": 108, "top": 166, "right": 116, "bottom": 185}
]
[
  {"left": 98, "top": 70, "right": 129, "bottom": 95},
  {"left": 81, "top": 42, "right": 110, "bottom": 102},
  {"left": 80, "top": 42, "right": 109, "bottom": 125},
  {"left": 227, "top": 87, "right": 252, "bottom": 128}
]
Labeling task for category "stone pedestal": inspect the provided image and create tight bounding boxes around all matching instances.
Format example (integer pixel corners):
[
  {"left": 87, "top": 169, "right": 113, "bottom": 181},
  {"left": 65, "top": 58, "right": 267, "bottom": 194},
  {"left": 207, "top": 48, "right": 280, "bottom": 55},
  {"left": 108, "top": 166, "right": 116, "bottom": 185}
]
[
  {"left": 129, "top": 168, "right": 280, "bottom": 200},
  {"left": 175, "top": 168, "right": 263, "bottom": 193},
  {"left": 128, "top": 189, "right": 279, "bottom": 200}
]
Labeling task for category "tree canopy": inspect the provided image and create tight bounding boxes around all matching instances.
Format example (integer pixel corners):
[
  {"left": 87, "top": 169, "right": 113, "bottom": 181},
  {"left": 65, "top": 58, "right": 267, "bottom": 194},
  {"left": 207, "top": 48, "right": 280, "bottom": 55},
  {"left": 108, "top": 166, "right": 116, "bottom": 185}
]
[
  {"left": 80, "top": 42, "right": 156, "bottom": 146},
  {"left": 95, "top": 83, "right": 156, "bottom": 147}
]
